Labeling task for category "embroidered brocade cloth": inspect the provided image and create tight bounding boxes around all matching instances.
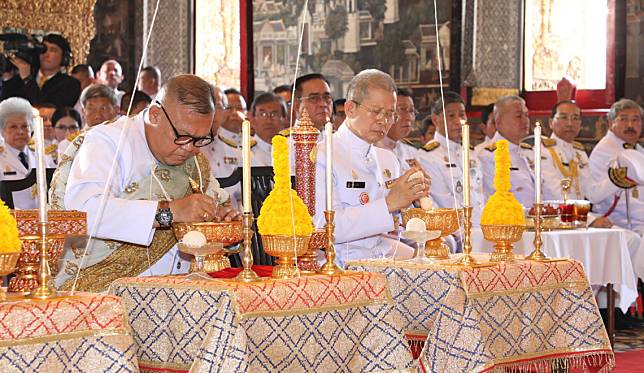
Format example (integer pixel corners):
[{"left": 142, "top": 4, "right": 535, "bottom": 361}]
[
  {"left": 110, "top": 271, "right": 415, "bottom": 372},
  {"left": 0, "top": 293, "right": 138, "bottom": 372},
  {"left": 348, "top": 257, "right": 614, "bottom": 372}
]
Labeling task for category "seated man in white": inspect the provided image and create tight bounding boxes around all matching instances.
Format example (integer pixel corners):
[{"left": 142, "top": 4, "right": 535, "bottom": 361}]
[
  {"left": 314, "top": 69, "right": 430, "bottom": 267},
  {"left": 588, "top": 99, "right": 644, "bottom": 235},
  {"left": 52, "top": 75, "right": 239, "bottom": 292},
  {"left": 0, "top": 97, "right": 55, "bottom": 209},
  {"left": 250, "top": 92, "right": 287, "bottom": 166}
]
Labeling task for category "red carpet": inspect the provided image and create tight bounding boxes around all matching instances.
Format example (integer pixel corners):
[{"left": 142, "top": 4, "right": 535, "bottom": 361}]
[{"left": 615, "top": 349, "right": 644, "bottom": 372}]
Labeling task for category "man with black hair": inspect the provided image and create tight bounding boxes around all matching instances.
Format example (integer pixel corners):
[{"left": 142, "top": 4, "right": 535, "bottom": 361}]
[
  {"left": 121, "top": 90, "right": 152, "bottom": 116},
  {"left": 333, "top": 98, "right": 346, "bottom": 130},
  {"left": 375, "top": 88, "right": 419, "bottom": 173},
  {"left": 219, "top": 88, "right": 247, "bottom": 147},
  {"left": 250, "top": 92, "right": 286, "bottom": 166},
  {"left": 138, "top": 66, "right": 161, "bottom": 100},
  {"left": 1, "top": 33, "right": 80, "bottom": 108},
  {"left": 71, "top": 64, "right": 95, "bottom": 91},
  {"left": 473, "top": 103, "right": 496, "bottom": 158},
  {"left": 292, "top": 73, "right": 333, "bottom": 136}
]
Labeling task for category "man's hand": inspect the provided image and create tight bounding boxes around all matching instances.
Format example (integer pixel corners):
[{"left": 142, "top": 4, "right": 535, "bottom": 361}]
[
  {"left": 214, "top": 205, "right": 241, "bottom": 222},
  {"left": 589, "top": 216, "right": 612, "bottom": 228},
  {"left": 169, "top": 194, "right": 217, "bottom": 223},
  {"left": 385, "top": 168, "right": 430, "bottom": 212},
  {"left": 9, "top": 57, "right": 32, "bottom": 80}
]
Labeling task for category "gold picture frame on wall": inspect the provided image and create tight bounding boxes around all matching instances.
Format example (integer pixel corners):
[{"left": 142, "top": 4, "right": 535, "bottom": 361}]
[{"left": 0, "top": 0, "right": 97, "bottom": 68}]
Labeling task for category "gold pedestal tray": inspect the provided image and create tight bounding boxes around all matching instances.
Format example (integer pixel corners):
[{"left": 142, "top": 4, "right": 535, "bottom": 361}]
[
  {"left": 262, "top": 234, "right": 311, "bottom": 279},
  {"left": 0, "top": 252, "right": 20, "bottom": 301},
  {"left": 172, "top": 221, "right": 243, "bottom": 273},
  {"left": 481, "top": 224, "right": 525, "bottom": 262},
  {"left": 401, "top": 208, "right": 461, "bottom": 260},
  {"left": 297, "top": 229, "right": 326, "bottom": 274}
]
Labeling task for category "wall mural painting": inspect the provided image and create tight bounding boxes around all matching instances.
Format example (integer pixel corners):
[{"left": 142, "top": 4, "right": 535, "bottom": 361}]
[{"left": 252, "top": 0, "right": 458, "bottom": 142}]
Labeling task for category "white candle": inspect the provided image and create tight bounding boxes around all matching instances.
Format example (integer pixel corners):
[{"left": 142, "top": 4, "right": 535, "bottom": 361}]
[
  {"left": 462, "top": 122, "right": 470, "bottom": 207},
  {"left": 242, "top": 119, "right": 251, "bottom": 213},
  {"left": 534, "top": 122, "right": 542, "bottom": 204},
  {"left": 325, "top": 121, "right": 333, "bottom": 211},
  {"left": 33, "top": 112, "right": 48, "bottom": 223}
]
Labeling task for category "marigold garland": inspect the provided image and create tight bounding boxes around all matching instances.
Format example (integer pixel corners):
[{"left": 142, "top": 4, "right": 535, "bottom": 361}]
[
  {"left": 0, "top": 200, "right": 22, "bottom": 253},
  {"left": 257, "top": 135, "right": 314, "bottom": 236},
  {"left": 481, "top": 140, "right": 525, "bottom": 226}
]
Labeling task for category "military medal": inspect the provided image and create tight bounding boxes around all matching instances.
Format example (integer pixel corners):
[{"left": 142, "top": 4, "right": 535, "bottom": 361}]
[
  {"left": 223, "top": 157, "right": 238, "bottom": 165},
  {"left": 455, "top": 180, "right": 463, "bottom": 193},
  {"left": 634, "top": 187, "right": 640, "bottom": 199},
  {"left": 383, "top": 168, "right": 391, "bottom": 179},
  {"left": 359, "top": 192, "right": 370, "bottom": 205},
  {"left": 351, "top": 170, "right": 358, "bottom": 180}
]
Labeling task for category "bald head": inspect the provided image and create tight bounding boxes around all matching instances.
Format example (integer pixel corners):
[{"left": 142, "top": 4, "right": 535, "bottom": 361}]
[{"left": 156, "top": 75, "right": 214, "bottom": 114}]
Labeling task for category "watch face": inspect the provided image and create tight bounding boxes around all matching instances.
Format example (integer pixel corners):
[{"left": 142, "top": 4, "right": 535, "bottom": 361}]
[{"left": 156, "top": 208, "right": 173, "bottom": 227}]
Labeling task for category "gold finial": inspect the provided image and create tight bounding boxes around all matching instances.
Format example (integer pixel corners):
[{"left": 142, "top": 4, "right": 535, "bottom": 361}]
[
  {"left": 189, "top": 177, "right": 201, "bottom": 193},
  {"left": 298, "top": 108, "right": 314, "bottom": 128},
  {"left": 293, "top": 108, "right": 320, "bottom": 135}
]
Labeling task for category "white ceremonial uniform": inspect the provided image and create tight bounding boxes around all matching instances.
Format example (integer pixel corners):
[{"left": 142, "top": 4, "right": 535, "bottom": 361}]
[
  {"left": 251, "top": 135, "right": 272, "bottom": 166},
  {"left": 62, "top": 111, "right": 229, "bottom": 283},
  {"left": 200, "top": 134, "right": 243, "bottom": 210},
  {"left": 540, "top": 133, "right": 616, "bottom": 202},
  {"left": 588, "top": 130, "right": 644, "bottom": 234},
  {"left": 219, "top": 127, "right": 241, "bottom": 148},
  {"left": 314, "top": 124, "right": 414, "bottom": 267},
  {"left": 416, "top": 132, "right": 485, "bottom": 226},
  {"left": 478, "top": 132, "right": 536, "bottom": 207},
  {"left": 473, "top": 135, "right": 493, "bottom": 160},
  {"left": 376, "top": 136, "right": 419, "bottom": 173},
  {"left": 0, "top": 144, "right": 55, "bottom": 209}
]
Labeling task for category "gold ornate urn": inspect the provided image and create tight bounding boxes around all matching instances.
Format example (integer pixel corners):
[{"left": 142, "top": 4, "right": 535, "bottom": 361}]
[
  {"left": 0, "top": 252, "right": 20, "bottom": 301},
  {"left": 262, "top": 234, "right": 311, "bottom": 278},
  {"left": 481, "top": 224, "right": 525, "bottom": 262},
  {"left": 298, "top": 229, "right": 327, "bottom": 274},
  {"left": 402, "top": 208, "right": 461, "bottom": 260},
  {"left": 172, "top": 221, "right": 242, "bottom": 272}
]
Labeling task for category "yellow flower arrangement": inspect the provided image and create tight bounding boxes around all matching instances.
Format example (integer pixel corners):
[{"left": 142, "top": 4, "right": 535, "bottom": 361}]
[
  {"left": 480, "top": 140, "right": 525, "bottom": 226},
  {"left": 257, "top": 135, "right": 314, "bottom": 236},
  {"left": 0, "top": 200, "right": 22, "bottom": 253}
]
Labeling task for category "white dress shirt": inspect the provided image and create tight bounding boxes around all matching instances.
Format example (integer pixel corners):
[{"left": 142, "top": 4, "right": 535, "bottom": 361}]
[
  {"left": 200, "top": 134, "right": 243, "bottom": 210},
  {"left": 375, "top": 136, "right": 418, "bottom": 173},
  {"left": 251, "top": 135, "right": 272, "bottom": 166},
  {"left": 0, "top": 143, "right": 55, "bottom": 209},
  {"left": 219, "top": 127, "right": 241, "bottom": 147}
]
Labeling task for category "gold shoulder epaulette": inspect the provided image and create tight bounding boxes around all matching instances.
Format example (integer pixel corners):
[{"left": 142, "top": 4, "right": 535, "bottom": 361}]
[
  {"left": 45, "top": 143, "right": 57, "bottom": 155},
  {"left": 485, "top": 143, "right": 497, "bottom": 152},
  {"left": 542, "top": 137, "right": 556, "bottom": 147},
  {"left": 218, "top": 135, "right": 238, "bottom": 148},
  {"left": 278, "top": 128, "right": 291, "bottom": 137},
  {"left": 520, "top": 142, "right": 533, "bottom": 150},
  {"left": 28, "top": 138, "right": 35, "bottom": 151},
  {"left": 401, "top": 138, "right": 418, "bottom": 148},
  {"left": 469, "top": 144, "right": 475, "bottom": 151},
  {"left": 0, "top": 145, "right": 4, "bottom": 154},
  {"left": 572, "top": 141, "right": 585, "bottom": 151},
  {"left": 421, "top": 141, "right": 440, "bottom": 152},
  {"left": 66, "top": 131, "right": 81, "bottom": 142},
  {"left": 250, "top": 139, "right": 257, "bottom": 148}
]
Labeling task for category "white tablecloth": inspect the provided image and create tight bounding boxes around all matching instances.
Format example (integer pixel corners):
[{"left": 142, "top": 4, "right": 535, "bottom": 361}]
[{"left": 472, "top": 227, "right": 638, "bottom": 312}]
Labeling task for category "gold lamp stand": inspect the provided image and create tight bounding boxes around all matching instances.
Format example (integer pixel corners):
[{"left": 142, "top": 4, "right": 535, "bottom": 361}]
[
  {"left": 318, "top": 210, "right": 343, "bottom": 275},
  {"left": 234, "top": 212, "right": 261, "bottom": 282},
  {"left": 526, "top": 203, "right": 550, "bottom": 261},
  {"left": 29, "top": 222, "right": 57, "bottom": 298}
]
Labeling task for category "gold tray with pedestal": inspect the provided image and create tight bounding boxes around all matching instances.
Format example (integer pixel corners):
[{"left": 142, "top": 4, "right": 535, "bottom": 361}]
[
  {"left": 297, "top": 229, "right": 327, "bottom": 274},
  {"left": 172, "top": 221, "right": 243, "bottom": 273},
  {"left": 481, "top": 224, "right": 525, "bottom": 262},
  {"left": 262, "top": 234, "right": 311, "bottom": 279},
  {"left": 0, "top": 252, "right": 20, "bottom": 301},
  {"left": 401, "top": 208, "right": 462, "bottom": 260},
  {"left": 9, "top": 210, "right": 87, "bottom": 293}
]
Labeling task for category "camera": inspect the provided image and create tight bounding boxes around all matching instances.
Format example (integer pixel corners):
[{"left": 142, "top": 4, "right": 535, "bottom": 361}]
[{"left": 0, "top": 33, "right": 46, "bottom": 73}]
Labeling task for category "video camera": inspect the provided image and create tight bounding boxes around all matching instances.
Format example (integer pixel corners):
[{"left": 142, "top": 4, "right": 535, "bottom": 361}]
[{"left": 0, "top": 33, "right": 46, "bottom": 73}]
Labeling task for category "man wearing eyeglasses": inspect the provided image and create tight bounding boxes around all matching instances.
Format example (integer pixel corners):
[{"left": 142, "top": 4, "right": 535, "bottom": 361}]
[
  {"left": 375, "top": 88, "right": 421, "bottom": 173},
  {"left": 416, "top": 91, "right": 485, "bottom": 226},
  {"left": 292, "top": 73, "right": 333, "bottom": 136},
  {"left": 218, "top": 88, "right": 248, "bottom": 147},
  {"left": 314, "top": 69, "right": 430, "bottom": 266},
  {"left": 200, "top": 85, "right": 243, "bottom": 209},
  {"left": 52, "top": 75, "right": 238, "bottom": 292},
  {"left": 249, "top": 92, "right": 287, "bottom": 166}
]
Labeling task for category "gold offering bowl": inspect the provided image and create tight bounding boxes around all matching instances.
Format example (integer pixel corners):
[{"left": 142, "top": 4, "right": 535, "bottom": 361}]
[
  {"left": 262, "top": 234, "right": 311, "bottom": 279},
  {"left": 0, "top": 252, "right": 21, "bottom": 301},
  {"left": 401, "top": 208, "right": 461, "bottom": 260},
  {"left": 297, "top": 229, "right": 327, "bottom": 274},
  {"left": 172, "top": 221, "right": 243, "bottom": 273},
  {"left": 481, "top": 224, "right": 525, "bottom": 262}
]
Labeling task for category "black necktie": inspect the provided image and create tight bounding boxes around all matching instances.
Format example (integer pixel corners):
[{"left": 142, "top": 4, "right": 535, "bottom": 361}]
[{"left": 18, "top": 151, "right": 29, "bottom": 170}]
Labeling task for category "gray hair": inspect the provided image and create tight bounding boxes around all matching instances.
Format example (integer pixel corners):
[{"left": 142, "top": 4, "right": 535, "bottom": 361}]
[
  {"left": 346, "top": 69, "right": 396, "bottom": 103},
  {"left": 607, "top": 98, "right": 643, "bottom": 121},
  {"left": 81, "top": 83, "right": 118, "bottom": 108},
  {"left": 0, "top": 97, "right": 34, "bottom": 131},
  {"left": 493, "top": 95, "right": 526, "bottom": 122},
  {"left": 156, "top": 75, "right": 214, "bottom": 115}
]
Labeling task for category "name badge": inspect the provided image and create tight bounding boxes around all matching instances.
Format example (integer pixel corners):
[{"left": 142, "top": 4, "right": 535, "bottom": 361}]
[
  {"left": 223, "top": 157, "right": 238, "bottom": 165},
  {"left": 346, "top": 181, "right": 366, "bottom": 189},
  {"left": 510, "top": 167, "right": 519, "bottom": 171},
  {"left": 3, "top": 171, "right": 16, "bottom": 176}
]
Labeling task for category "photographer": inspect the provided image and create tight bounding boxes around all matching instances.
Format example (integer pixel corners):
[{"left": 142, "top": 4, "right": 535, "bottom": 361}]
[{"left": 1, "top": 33, "right": 80, "bottom": 108}]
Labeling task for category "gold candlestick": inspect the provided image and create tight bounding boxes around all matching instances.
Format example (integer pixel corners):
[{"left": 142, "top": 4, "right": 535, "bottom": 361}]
[
  {"left": 526, "top": 203, "right": 550, "bottom": 261},
  {"left": 234, "top": 212, "right": 261, "bottom": 282},
  {"left": 29, "top": 222, "right": 56, "bottom": 298},
  {"left": 318, "top": 210, "right": 343, "bottom": 275},
  {"left": 457, "top": 207, "right": 479, "bottom": 266}
]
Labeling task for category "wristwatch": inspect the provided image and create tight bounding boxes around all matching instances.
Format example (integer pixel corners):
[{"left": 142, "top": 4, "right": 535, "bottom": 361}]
[{"left": 155, "top": 201, "right": 173, "bottom": 228}]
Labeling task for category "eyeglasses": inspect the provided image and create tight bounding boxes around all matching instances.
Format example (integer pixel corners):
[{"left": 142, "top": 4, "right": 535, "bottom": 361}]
[
  {"left": 257, "top": 111, "right": 283, "bottom": 119},
  {"left": 155, "top": 101, "right": 214, "bottom": 147},
  {"left": 352, "top": 100, "right": 398, "bottom": 123},
  {"left": 299, "top": 93, "right": 333, "bottom": 104},
  {"left": 397, "top": 107, "right": 419, "bottom": 116},
  {"left": 555, "top": 114, "right": 581, "bottom": 122}
]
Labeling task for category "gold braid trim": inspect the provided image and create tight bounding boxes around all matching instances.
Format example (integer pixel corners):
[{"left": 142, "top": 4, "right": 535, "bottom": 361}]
[
  {"left": 546, "top": 146, "right": 581, "bottom": 197},
  {"left": 194, "top": 152, "right": 211, "bottom": 191},
  {"left": 59, "top": 230, "right": 177, "bottom": 293}
]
